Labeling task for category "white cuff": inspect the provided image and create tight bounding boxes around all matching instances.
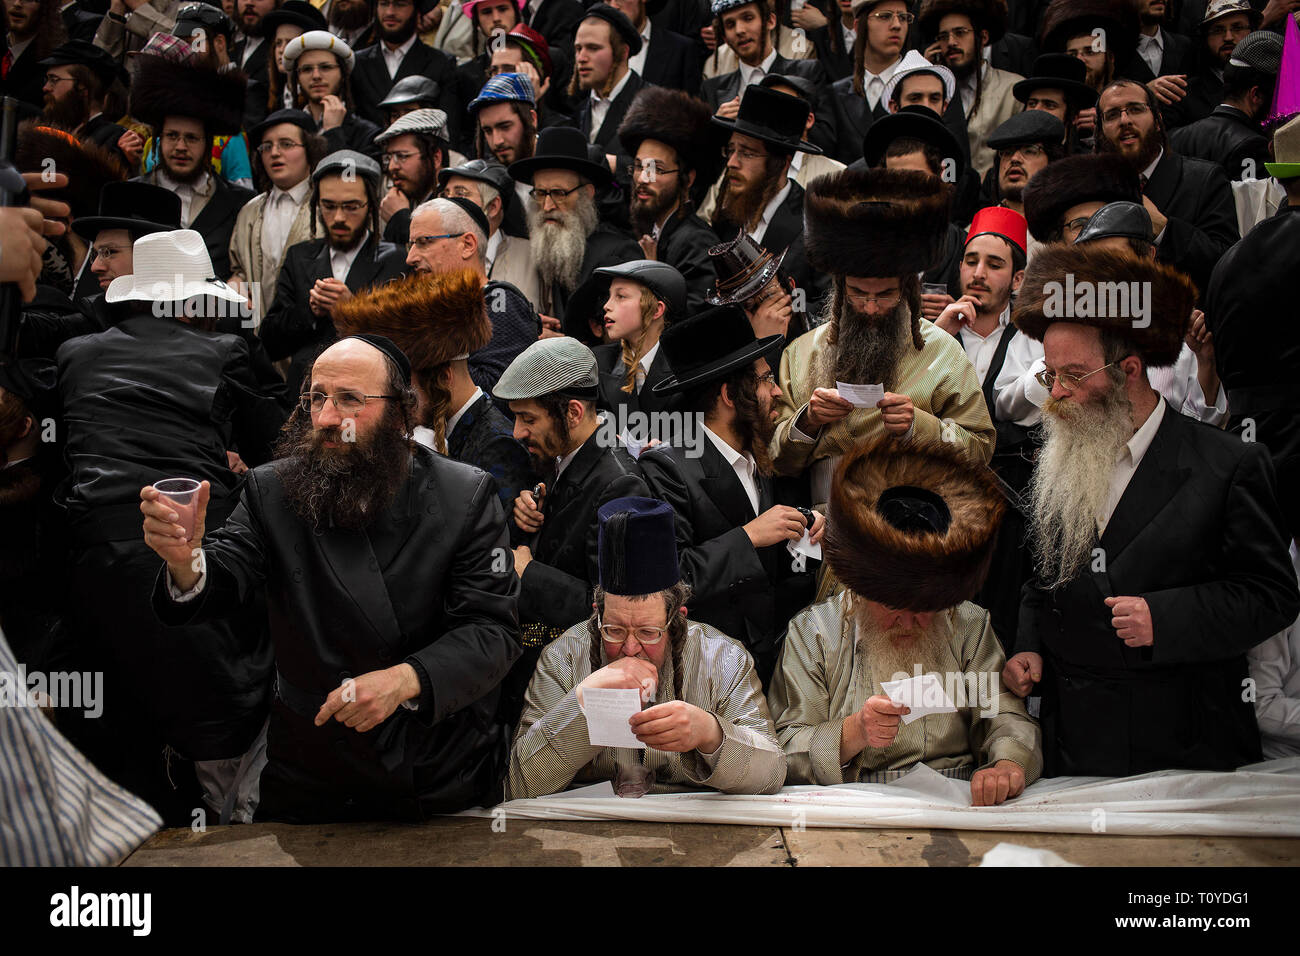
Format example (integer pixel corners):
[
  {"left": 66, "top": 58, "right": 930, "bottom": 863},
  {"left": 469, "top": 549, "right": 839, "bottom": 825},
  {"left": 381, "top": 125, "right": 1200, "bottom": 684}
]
[{"left": 166, "top": 566, "right": 207, "bottom": 602}]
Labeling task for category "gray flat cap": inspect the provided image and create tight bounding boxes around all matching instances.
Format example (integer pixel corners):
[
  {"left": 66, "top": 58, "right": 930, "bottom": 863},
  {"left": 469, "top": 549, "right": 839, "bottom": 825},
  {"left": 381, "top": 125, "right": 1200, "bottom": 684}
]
[
  {"left": 375, "top": 108, "right": 449, "bottom": 146},
  {"left": 379, "top": 75, "right": 442, "bottom": 109},
  {"left": 1074, "top": 201, "right": 1154, "bottom": 245},
  {"left": 1228, "top": 31, "right": 1283, "bottom": 74},
  {"left": 312, "top": 149, "right": 381, "bottom": 187},
  {"left": 495, "top": 336, "right": 599, "bottom": 401}
]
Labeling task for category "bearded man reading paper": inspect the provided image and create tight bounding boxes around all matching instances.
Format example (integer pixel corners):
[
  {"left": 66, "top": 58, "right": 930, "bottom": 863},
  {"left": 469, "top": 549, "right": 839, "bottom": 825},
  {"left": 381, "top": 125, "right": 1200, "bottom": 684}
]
[{"left": 1002, "top": 242, "right": 1299, "bottom": 777}]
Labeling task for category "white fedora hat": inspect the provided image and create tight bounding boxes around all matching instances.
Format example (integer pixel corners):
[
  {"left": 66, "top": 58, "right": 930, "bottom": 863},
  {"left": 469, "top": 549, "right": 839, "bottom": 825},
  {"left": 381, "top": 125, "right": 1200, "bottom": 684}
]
[{"left": 106, "top": 229, "right": 247, "bottom": 305}]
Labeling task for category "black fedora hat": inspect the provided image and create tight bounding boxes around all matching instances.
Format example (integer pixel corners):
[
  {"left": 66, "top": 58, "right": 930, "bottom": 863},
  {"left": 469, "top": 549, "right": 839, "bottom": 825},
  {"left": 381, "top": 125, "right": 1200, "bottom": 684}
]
[
  {"left": 508, "top": 125, "right": 614, "bottom": 186},
  {"left": 653, "top": 305, "right": 784, "bottom": 395},
  {"left": 711, "top": 85, "right": 822, "bottom": 155},
  {"left": 248, "top": 108, "right": 316, "bottom": 145},
  {"left": 261, "top": 0, "right": 328, "bottom": 34},
  {"left": 39, "top": 40, "right": 127, "bottom": 86},
  {"left": 707, "top": 231, "right": 787, "bottom": 306},
  {"left": 72, "top": 181, "right": 182, "bottom": 239},
  {"left": 862, "top": 105, "right": 965, "bottom": 177},
  {"left": 1012, "top": 54, "right": 1098, "bottom": 112}
]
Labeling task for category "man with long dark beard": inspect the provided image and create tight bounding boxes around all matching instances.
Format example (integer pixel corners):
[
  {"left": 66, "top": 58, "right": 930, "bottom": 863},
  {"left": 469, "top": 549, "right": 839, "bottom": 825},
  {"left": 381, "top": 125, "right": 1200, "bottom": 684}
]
[
  {"left": 770, "top": 169, "right": 994, "bottom": 523},
  {"left": 37, "top": 41, "right": 130, "bottom": 161},
  {"left": 1001, "top": 242, "right": 1299, "bottom": 778},
  {"left": 327, "top": 0, "right": 377, "bottom": 47},
  {"left": 769, "top": 439, "right": 1041, "bottom": 805},
  {"left": 639, "top": 306, "right": 822, "bottom": 686},
  {"left": 509, "top": 125, "right": 639, "bottom": 321},
  {"left": 142, "top": 334, "right": 521, "bottom": 822}
]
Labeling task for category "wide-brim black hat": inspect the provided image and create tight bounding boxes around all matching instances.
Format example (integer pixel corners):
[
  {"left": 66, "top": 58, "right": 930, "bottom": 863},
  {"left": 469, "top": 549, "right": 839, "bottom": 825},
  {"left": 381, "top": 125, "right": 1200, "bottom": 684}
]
[
  {"left": 39, "top": 40, "right": 127, "bottom": 86},
  {"left": 711, "top": 85, "right": 823, "bottom": 156},
  {"left": 1012, "top": 54, "right": 1098, "bottom": 111},
  {"left": 261, "top": 0, "right": 328, "bottom": 34},
  {"left": 652, "top": 305, "right": 784, "bottom": 395},
  {"left": 862, "top": 105, "right": 965, "bottom": 178},
  {"left": 509, "top": 126, "right": 614, "bottom": 186},
  {"left": 72, "top": 181, "right": 182, "bottom": 239}
]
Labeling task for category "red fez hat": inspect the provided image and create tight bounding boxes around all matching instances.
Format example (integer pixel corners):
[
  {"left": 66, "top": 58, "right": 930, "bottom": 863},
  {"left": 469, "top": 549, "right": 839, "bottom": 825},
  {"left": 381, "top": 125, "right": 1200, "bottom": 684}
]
[{"left": 965, "top": 206, "right": 1027, "bottom": 257}]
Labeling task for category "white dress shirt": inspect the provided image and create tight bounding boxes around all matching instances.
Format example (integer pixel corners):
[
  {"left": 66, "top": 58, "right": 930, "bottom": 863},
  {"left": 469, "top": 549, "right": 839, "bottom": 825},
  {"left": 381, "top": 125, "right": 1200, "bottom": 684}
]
[
  {"left": 330, "top": 230, "right": 369, "bottom": 281},
  {"left": 703, "top": 424, "right": 760, "bottom": 516},
  {"left": 862, "top": 55, "right": 904, "bottom": 112},
  {"left": 157, "top": 169, "right": 214, "bottom": 228},
  {"left": 589, "top": 69, "right": 632, "bottom": 143},
  {"left": 840, "top": 21, "right": 857, "bottom": 50},
  {"left": 789, "top": 149, "right": 804, "bottom": 181},
  {"left": 749, "top": 179, "right": 792, "bottom": 245},
  {"left": 629, "top": 20, "right": 652, "bottom": 77},
  {"left": 1137, "top": 29, "right": 1164, "bottom": 77},
  {"left": 260, "top": 178, "right": 311, "bottom": 266},
  {"left": 382, "top": 33, "right": 418, "bottom": 79},
  {"left": 447, "top": 386, "right": 485, "bottom": 438},
  {"left": 956, "top": 305, "right": 1011, "bottom": 385},
  {"left": 1099, "top": 396, "right": 1165, "bottom": 533},
  {"left": 634, "top": 340, "right": 660, "bottom": 392},
  {"left": 738, "top": 48, "right": 779, "bottom": 92},
  {"left": 959, "top": 50, "right": 992, "bottom": 118}
]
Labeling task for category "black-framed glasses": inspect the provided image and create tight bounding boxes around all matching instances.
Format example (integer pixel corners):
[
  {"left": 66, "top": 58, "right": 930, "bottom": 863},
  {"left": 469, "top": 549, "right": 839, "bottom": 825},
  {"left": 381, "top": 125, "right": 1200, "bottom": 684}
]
[
  {"left": 256, "top": 139, "right": 305, "bottom": 154},
  {"left": 627, "top": 160, "right": 678, "bottom": 180},
  {"left": 530, "top": 184, "right": 582, "bottom": 202},
  {"left": 1034, "top": 363, "right": 1116, "bottom": 393},
  {"left": 300, "top": 391, "right": 397, "bottom": 414},
  {"left": 319, "top": 199, "right": 369, "bottom": 214},
  {"left": 1101, "top": 104, "right": 1151, "bottom": 124},
  {"left": 44, "top": 73, "right": 78, "bottom": 86},
  {"left": 597, "top": 612, "right": 670, "bottom": 645},
  {"left": 1061, "top": 215, "right": 1093, "bottom": 238},
  {"left": 407, "top": 233, "right": 465, "bottom": 251}
]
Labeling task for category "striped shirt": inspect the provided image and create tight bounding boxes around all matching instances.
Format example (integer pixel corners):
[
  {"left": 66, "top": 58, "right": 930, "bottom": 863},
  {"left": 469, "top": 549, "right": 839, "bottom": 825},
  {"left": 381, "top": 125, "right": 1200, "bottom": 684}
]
[{"left": 0, "top": 633, "right": 161, "bottom": 866}]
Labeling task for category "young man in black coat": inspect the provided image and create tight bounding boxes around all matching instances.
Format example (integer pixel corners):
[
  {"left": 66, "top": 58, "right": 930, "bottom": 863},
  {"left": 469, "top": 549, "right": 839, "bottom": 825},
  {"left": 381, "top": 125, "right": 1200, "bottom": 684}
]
[
  {"left": 282, "top": 30, "right": 382, "bottom": 157},
  {"left": 640, "top": 306, "right": 821, "bottom": 685},
  {"left": 1003, "top": 241, "right": 1299, "bottom": 777},
  {"left": 350, "top": 0, "right": 460, "bottom": 134}
]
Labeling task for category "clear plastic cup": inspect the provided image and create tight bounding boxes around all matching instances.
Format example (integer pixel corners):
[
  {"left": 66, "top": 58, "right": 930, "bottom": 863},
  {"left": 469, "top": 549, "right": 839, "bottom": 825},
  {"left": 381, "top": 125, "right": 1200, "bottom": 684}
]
[{"left": 154, "top": 478, "right": 202, "bottom": 540}]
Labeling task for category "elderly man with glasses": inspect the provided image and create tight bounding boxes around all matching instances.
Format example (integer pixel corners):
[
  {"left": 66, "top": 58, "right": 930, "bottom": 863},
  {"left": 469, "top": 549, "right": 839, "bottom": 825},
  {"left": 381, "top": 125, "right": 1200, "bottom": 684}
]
[{"left": 506, "top": 496, "right": 785, "bottom": 799}]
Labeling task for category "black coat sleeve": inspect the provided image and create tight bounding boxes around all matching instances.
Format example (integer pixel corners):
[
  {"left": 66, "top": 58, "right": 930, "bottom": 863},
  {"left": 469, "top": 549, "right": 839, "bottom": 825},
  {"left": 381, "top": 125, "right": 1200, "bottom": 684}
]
[
  {"left": 258, "top": 245, "right": 316, "bottom": 362},
  {"left": 1157, "top": 163, "right": 1239, "bottom": 297},
  {"left": 215, "top": 336, "right": 290, "bottom": 467}
]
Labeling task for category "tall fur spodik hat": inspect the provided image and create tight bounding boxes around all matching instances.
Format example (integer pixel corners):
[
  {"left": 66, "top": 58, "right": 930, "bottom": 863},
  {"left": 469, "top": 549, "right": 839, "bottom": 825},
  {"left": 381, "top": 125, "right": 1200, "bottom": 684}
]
[
  {"left": 618, "top": 86, "right": 720, "bottom": 180},
  {"left": 16, "top": 123, "right": 127, "bottom": 219},
  {"left": 824, "top": 438, "right": 1005, "bottom": 612},
  {"left": 129, "top": 53, "right": 248, "bottom": 136},
  {"left": 1012, "top": 242, "right": 1196, "bottom": 368},
  {"left": 803, "top": 169, "right": 951, "bottom": 277},
  {"left": 331, "top": 270, "right": 491, "bottom": 378},
  {"left": 1039, "top": 0, "right": 1140, "bottom": 60},
  {"left": 1021, "top": 152, "right": 1140, "bottom": 242},
  {"left": 917, "top": 0, "right": 1008, "bottom": 44}
]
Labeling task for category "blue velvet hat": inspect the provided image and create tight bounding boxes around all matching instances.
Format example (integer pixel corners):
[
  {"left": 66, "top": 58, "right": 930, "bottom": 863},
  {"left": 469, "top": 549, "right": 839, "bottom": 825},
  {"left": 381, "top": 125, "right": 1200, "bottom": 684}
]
[{"left": 597, "top": 497, "right": 680, "bottom": 596}]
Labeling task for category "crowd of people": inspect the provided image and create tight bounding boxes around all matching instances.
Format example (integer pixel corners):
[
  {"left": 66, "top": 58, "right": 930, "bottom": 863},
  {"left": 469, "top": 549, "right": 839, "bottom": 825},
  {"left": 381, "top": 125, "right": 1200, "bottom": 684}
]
[{"left": 1, "top": 0, "right": 1298, "bottom": 835}]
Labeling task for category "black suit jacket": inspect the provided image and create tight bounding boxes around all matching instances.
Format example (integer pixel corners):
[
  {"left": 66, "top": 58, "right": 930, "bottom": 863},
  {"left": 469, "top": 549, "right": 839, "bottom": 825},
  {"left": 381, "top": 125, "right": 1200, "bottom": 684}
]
[
  {"left": 593, "top": 341, "right": 681, "bottom": 419},
  {"left": 575, "top": 70, "right": 646, "bottom": 152},
  {"left": 641, "top": 26, "right": 699, "bottom": 95},
  {"left": 62, "top": 4, "right": 102, "bottom": 42},
  {"left": 1119, "top": 27, "right": 1191, "bottom": 83},
  {"left": 133, "top": 172, "right": 254, "bottom": 280},
  {"left": 703, "top": 54, "right": 838, "bottom": 155},
  {"left": 525, "top": 0, "right": 585, "bottom": 48},
  {"left": 351, "top": 39, "right": 460, "bottom": 135},
  {"left": 639, "top": 439, "right": 817, "bottom": 685},
  {"left": 153, "top": 445, "right": 522, "bottom": 821},
  {"left": 447, "top": 391, "right": 539, "bottom": 521},
  {"left": 1144, "top": 148, "right": 1239, "bottom": 299},
  {"left": 1161, "top": 68, "right": 1222, "bottom": 130},
  {"left": 518, "top": 429, "right": 648, "bottom": 628},
  {"left": 829, "top": 73, "right": 972, "bottom": 168},
  {"left": 1, "top": 43, "right": 50, "bottom": 109},
  {"left": 1169, "top": 104, "right": 1270, "bottom": 182},
  {"left": 321, "top": 111, "right": 383, "bottom": 159},
  {"left": 655, "top": 210, "right": 717, "bottom": 314},
  {"left": 260, "top": 234, "right": 409, "bottom": 394},
  {"left": 1015, "top": 406, "right": 1300, "bottom": 777},
  {"left": 549, "top": 222, "right": 642, "bottom": 319}
]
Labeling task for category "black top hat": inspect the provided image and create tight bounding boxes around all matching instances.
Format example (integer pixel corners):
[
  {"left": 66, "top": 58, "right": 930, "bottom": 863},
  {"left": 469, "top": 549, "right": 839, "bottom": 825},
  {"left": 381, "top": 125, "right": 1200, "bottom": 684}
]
[
  {"left": 711, "top": 85, "right": 822, "bottom": 155},
  {"left": 653, "top": 305, "right": 784, "bottom": 395},
  {"left": 1012, "top": 54, "right": 1098, "bottom": 111},
  {"left": 261, "top": 0, "right": 328, "bottom": 34},
  {"left": 598, "top": 496, "right": 679, "bottom": 596},
  {"left": 986, "top": 108, "right": 1065, "bottom": 149},
  {"left": 248, "top": 108, "right": 316, "bottom": 145},
  {"left": 39, "top": 40, "right": 127, "bottom": 86},
  {"left": 379, "top": 76, "right": 442, "bottom": 110},
  {"left": 72, "top": 181, "right": 182, "bottom": 240},
  {"left": 580, "top": 4, "right": 643, "bottom": 55},
  {"left": 438, "top": 158, "right": 514, "bottom": 199},
  {"left": 173, "top": 2, "right": 234, "bottom": 41},
  {"left": 508, "top": 126, "right": 614, "bottom": 186},
  {"left": 706, "top": 232, "right": 788, "bottom": 306},
  {"left": 862, "top": 105, "right": 965, "bottom": 177}
]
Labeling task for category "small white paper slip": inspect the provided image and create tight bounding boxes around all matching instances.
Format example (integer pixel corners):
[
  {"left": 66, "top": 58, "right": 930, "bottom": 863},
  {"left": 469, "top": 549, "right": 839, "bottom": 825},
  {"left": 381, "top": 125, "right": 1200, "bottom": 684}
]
[
  {"left": 620, "top": 433, "right": 645, "bottom": 458},
  {"left": 579, "top": 687, "right": 646, "bottom": 749},
  {"left": 880, "top": 673, "right": 958, "bottom": 725},
  {"left": 835, "top": 382, "right": 886, "bottom": 408},
  {"left": 787, "top": 530, "right": 822, "bottom": 561}
]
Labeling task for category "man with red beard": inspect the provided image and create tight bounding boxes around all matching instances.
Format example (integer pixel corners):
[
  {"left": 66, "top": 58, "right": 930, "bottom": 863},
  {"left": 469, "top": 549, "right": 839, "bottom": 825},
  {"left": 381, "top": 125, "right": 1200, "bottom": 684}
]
[
  {"left": 1001, "top": 241, "right": 1299, "bottom": 777},
  {"left": 769, "top": 438, "right": 1041, "bottom": 804},
  {"left": 143, "top": 333, "right": 521, "bottom": 822},
  {"left": 616, "top": 85, "right": 719, "bottom": 313},
  {"left": 350, "top": 0, "right": 458, "bottom": 131},
  {"left": 640, "top": 306, "right": 822, "bottom": 686},
  {"left": 769, "top": 168, "right": 994, "bottom": 522},
  {"left": 1094, "top": 77, "right": 1238, "bottom": 298}
]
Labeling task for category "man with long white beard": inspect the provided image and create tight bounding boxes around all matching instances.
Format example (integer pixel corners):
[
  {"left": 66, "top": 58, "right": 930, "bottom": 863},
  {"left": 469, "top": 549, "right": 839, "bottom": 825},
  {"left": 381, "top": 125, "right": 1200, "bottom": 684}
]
[
  {"left": 769, "top": 168, "right": 995, "bottom": 518},
  {"left": 508, "top": 125, "right": 639, "bottom": 321},
  {"left": 1001, "top": 242, "right": 1300, "bottom": 777},
  {"left": 769, "top": 439, "right": 1041, "bottom": 805}
]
